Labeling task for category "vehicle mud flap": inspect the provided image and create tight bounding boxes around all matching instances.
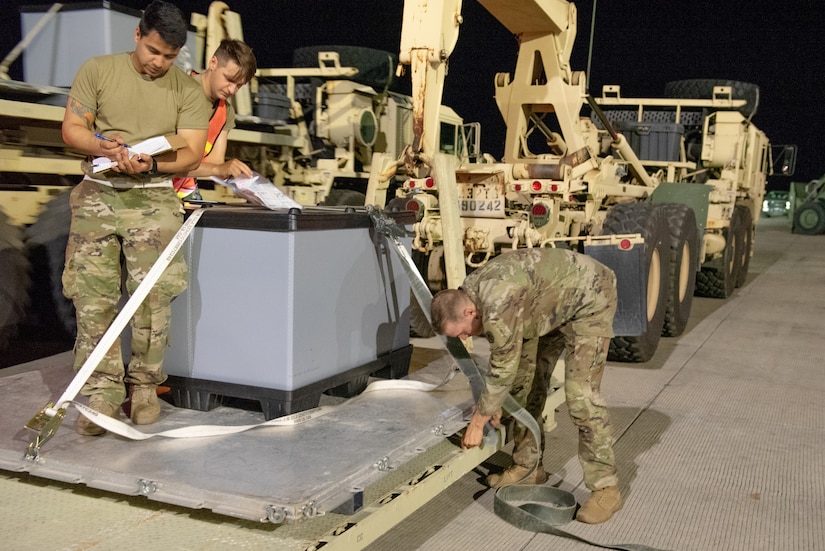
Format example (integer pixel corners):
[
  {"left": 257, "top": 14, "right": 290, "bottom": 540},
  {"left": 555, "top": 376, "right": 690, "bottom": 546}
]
[{"left": 584, "top": 239, "right": 647, "bottom": 336}]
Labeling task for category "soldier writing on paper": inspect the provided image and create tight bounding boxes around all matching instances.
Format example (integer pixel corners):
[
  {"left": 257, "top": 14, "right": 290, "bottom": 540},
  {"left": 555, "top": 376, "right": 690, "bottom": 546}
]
[{"left": 60, "top": 0, "right": 211, "bottom": 436}]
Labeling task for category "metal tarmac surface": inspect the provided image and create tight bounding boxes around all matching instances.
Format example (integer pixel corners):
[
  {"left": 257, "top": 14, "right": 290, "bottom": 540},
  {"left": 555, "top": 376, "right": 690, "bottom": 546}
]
[{"left": 2, "top": 216, "right": 824, "bottom": 550}]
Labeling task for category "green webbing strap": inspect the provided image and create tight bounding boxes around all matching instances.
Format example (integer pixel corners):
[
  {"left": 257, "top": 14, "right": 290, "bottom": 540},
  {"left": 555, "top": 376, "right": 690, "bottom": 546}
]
[
  {"left": 494, "top": 485, "right": 667, "bottom": 551},
  {"left": 369, "top": 207, "right": 668, "bottom": 551}
]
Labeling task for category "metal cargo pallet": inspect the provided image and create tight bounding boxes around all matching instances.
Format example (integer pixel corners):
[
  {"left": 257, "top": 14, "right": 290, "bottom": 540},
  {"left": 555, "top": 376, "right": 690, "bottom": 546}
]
[{"left": 0, "top": 352, "right": 497, "bottom": 545}]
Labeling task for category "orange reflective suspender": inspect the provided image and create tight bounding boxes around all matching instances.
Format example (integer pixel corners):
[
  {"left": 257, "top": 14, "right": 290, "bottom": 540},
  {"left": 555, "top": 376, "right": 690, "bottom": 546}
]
[{"left": 173, "top": 99, "right": 228, "bottom": 196}]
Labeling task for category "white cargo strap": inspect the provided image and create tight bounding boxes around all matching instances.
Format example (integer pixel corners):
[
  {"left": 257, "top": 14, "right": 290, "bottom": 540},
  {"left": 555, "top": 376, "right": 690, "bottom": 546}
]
[
  {"left": 74, "top": 401, "right": 337, "bottom": 440},
  {"left": 366, "top": 206, "right": 543, "bottom": 471},
  {"left": 74, "top": 379, "right": 447, "bottom": 440},
  {"left": 51, "top": 208, "right": 207, "bottom": 414},
  {"left": 25, "top": 208, "right": 210, "bottom": 458}
]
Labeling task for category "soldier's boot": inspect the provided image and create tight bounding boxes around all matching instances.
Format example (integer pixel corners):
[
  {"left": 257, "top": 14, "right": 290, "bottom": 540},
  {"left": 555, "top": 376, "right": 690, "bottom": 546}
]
[
  {"left": 485, "top": 464, "right": 549, "bottom": 489},
  {"left": 130, "top": 386, "right": 161, "bottom": 425},
  {"left": 576, "top": 486, "right": 622, "bottom": 524},
  {"left": 75, "top": 396, "right": 121, "bottom": 436}
]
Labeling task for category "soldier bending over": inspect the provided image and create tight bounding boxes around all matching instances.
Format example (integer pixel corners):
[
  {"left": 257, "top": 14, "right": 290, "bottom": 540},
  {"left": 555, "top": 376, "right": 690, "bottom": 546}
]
[{"left": 431, "top": 247, "right": 622, "bottom": 524}]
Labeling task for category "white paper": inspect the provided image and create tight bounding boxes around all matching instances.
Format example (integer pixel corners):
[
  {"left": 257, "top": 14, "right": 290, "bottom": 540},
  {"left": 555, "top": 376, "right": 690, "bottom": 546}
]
[
  {"left": 127, "top": 135, "right": 172, "bottom": 156},
  {"left": 90, "top": 135, "right": 174, "bottom": 173},
  {"left": 211, "top": 172, "right": 303, "bottom": 210}
]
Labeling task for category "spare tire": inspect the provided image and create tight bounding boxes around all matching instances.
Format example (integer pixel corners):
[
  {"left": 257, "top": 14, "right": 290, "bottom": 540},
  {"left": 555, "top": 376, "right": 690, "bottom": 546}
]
[
  {"left": 0, "top": 210, "right": 31, "bottom": 357},
  {"left": 664, "top": 79, "right": 760, "bottom": 118},
  {"left": 24, "top": 190, "right": 76, "bottom": 338},
  {"left": 293, "top": 45, "right": 397, "bottom": 91}
]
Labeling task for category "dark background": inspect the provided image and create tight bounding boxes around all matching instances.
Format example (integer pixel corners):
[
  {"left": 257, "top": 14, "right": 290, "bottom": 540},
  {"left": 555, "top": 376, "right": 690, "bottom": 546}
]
[
  {"left": 1, "top": 1, "right": 821, "bottom": 366},
  {"left": 1, "top": 0, "right": 822, "bottom": 187}
]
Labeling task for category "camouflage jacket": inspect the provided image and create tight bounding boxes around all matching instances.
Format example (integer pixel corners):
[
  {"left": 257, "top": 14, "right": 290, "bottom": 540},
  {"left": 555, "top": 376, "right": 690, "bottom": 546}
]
[{"left": 461, "top": 248, "right": 616, "bottom": 414}]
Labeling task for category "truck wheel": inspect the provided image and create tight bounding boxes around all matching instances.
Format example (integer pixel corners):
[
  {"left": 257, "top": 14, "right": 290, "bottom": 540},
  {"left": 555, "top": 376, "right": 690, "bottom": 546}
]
[
  {"left": 23, "top": 190, "right": 76, "bottom": 337},
  {"left": 734, "top": 205, "right": 753, "bottom": 287},
  {"left": 409, "top": 250, "right": 435, "bottom": 338},
  {"left": 695, "top": 207, "right": 744, "bottom": 298},
  {"left": 664, "top": 79, "right": 760, "bottom": 118},
  {"left": 792, "top": 201, "right": 825, "bottom": 235},
  {"left": 603, "top": 203, "right": 670, "bottom": 362},
  {"left": 322, "top": 189, "right": 367, "bottom": 206},
  {"left": 0, "top": 211, "right": 31, "bottom": 357},
  {"left": 661, "top": 204, "right": 699, "bottom": 337}
]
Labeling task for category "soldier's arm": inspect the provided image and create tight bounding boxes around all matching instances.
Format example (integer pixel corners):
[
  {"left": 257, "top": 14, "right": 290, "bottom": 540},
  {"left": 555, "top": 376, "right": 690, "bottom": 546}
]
[
  {"left": 62, "top": 97, "right": 126, "bottom": 159},
  {"left": 181, "top": 129, "right": 253, "bottom": 179},
  {"left": 152, "top": 128, "right": 208, "bottom": 175}
]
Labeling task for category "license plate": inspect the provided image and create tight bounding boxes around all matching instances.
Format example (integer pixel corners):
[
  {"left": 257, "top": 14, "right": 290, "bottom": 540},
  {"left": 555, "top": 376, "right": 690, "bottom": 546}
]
[{"left": 458, "top": 198, "right": 505, "bottom": 218}]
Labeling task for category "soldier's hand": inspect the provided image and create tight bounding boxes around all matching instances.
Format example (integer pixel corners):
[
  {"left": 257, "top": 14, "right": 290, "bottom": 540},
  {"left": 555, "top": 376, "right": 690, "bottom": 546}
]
[
  {"left": 461, "top": 409, "right": 492, "bottom": 449},
  {"left": 489, "top": 408, "right": 502, "bottom": 428},
  {"left": 221, "top": 159, "right": 253, "bottom": 179}
]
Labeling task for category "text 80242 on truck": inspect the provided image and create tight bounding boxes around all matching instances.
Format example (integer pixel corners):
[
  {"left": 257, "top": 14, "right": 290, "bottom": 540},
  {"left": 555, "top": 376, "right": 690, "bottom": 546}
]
[{"left": 375, "top": 0, "right": 795, "bottom": 362}]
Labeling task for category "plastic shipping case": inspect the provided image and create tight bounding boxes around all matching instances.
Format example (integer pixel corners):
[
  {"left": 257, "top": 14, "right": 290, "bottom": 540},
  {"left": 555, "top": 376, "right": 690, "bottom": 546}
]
[
  {"left": 613, "top": 121, "right": 684, "bottom": 162},
  {"left": 20, "top": 2, "right": 200, "bottom": 87},
  {"left": 164, "top": 206, "right": 414, "bottom": 419}
]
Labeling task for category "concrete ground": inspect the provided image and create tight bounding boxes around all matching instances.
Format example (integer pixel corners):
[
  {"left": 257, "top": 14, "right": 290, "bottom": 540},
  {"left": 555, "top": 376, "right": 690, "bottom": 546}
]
[{"left": 2, "top": 215, "right": 823, "bottom": 550}]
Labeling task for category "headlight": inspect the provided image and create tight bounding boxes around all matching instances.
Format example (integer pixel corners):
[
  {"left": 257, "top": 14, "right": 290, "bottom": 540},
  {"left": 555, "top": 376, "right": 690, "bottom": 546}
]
[{"left": 762, "top": 200, "right": 768, "bottom": 211}]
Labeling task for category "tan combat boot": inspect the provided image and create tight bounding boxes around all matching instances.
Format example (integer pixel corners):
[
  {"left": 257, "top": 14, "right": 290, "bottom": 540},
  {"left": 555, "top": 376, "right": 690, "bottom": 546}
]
[
  {"left": 75, "top": 396, "right": 121, "bottom": 436},
  {"left": 130, "top": 386, "right": 161, "bottom": 425},
  {"left": 486, "top": 464, "right": 549, "bottom": 489},
  {"left": 576, "top": 486, "right": 622, "bottom": 524}
]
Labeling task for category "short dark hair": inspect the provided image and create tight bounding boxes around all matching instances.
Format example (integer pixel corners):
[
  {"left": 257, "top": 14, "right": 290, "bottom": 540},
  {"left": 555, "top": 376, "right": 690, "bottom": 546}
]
[
  {"left": 139, "top": 1, "right": 188, "bottom": 49},
  {"left": 214, "top": 39, "right": 257, "bottom": 84},
  {"left": 430, "top": 289, "right": 471, "bottom": 334}
]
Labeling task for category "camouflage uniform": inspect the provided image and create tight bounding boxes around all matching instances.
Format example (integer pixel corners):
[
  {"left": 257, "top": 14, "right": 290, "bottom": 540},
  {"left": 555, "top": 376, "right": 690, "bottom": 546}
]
[
  {"left": 62, "top": 50, "right": 209, "bottom": 407},
  {"left": 63, "top": 183, "right": 188, "bottom": 405},
  {"left": 462, "top": 247, "right": 618, "bottom": 491}
]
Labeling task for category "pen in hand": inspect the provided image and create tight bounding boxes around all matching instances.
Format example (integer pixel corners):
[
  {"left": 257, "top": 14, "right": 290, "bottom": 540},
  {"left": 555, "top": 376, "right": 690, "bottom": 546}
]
[{"left": 94, "top": 133, "right": 130, "bottom": 148}]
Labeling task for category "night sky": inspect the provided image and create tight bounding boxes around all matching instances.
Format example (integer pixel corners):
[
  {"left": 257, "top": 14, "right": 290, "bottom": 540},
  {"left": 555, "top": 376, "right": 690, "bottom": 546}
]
[{"left": 1, "top": 0, "right": 822, "bottom": 186}]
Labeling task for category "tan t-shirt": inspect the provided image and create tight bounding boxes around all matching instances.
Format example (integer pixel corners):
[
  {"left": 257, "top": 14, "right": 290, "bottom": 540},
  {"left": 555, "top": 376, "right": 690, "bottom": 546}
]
[{"left": 69, "top": 52, "right": 211, "bottom": 180}]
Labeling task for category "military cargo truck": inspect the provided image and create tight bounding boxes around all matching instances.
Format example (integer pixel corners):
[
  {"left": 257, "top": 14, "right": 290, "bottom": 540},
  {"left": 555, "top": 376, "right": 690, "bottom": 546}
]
[{"left": 375, "top": 0, "right": 795, "bottom": 361}]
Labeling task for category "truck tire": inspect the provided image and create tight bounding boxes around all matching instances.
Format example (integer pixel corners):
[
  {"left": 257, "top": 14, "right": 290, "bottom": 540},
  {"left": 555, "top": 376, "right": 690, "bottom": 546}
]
[
  {"left": 664, "top": 79, "right": 760, "bottom": 118},
  {"left": 322, "top": 189, "right": 367, "bottom": 206},
  {"left": 0, "top": 211, "right": 31, "bottom": 357},
  {"left": 734, "top": 205, "right": 753, "bottom": 287},
  {"left": 661, "top": 204, "right": 699, "bottom": 337},
  {"left": 23, "top": 190, "right": 76, "bottom": 337},
  {"left": 603, "top": 203, "right": 670, "bottom": 363},
  {"left": 409, "top": 250, "right": 436, "bottom": 338},
  {"left": 695, "top": 207, "right": 744, "bottom": 298},
  {"left": 792, "top": 201, "right": 825, "bottom": 235},
  {"left": 292, "top": 45, "right": 397, "bottom": 91}
]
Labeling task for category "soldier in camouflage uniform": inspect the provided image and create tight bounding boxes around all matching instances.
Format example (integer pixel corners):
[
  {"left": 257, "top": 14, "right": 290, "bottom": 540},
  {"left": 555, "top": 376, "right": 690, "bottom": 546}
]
[
  {"left": 61, "top": 1, "right": 210, "bottom": 436},
  {"left": 430, "top": 247, "right": 622, "bottom": 524}
]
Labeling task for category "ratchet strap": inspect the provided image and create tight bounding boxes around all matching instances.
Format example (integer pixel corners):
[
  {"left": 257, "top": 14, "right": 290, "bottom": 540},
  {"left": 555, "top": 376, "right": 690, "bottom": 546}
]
[{"left": 25, "top": 207, "right": 208, "bottom": 458}]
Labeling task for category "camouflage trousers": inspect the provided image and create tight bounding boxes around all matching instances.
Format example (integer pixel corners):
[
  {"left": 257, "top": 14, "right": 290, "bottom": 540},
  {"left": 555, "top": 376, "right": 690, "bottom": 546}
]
[
  {"left": 62, "top": 180, "right": 188, "bottom": 405},
  {"left": 508, "top": 329, "right": 618, "bottom": 491}
]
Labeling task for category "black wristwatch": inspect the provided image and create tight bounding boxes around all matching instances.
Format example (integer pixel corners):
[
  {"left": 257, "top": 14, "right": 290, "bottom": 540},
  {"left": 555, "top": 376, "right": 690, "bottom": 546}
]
[{"left": 147, "top": 157, "right": 159, "bottom": 176}]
